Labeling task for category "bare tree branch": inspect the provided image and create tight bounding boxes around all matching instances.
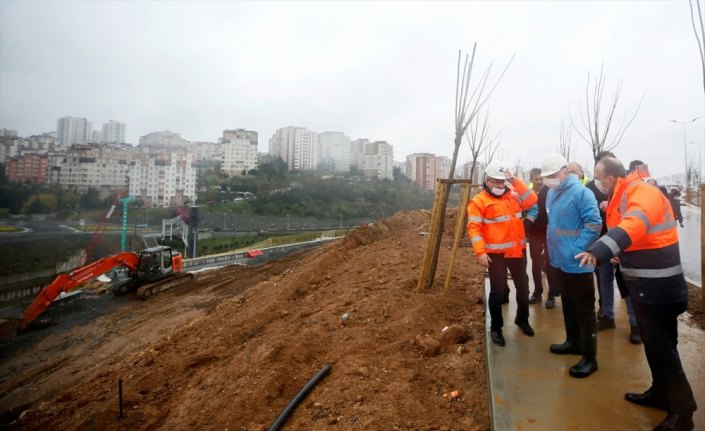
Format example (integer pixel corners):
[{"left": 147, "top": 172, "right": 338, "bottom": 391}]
[
  {"left": 557, "top": 119, "right": 572, "bottom": 160},
  {"left": 570, "top": 65, "right": 645, "bottom": 163},
  {"left": 464, "top": 107, "right": 503, "bottom": 181}
]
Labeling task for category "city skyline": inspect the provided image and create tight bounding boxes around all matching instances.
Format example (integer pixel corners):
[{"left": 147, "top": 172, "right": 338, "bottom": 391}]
[{"left": 1, "top": 1, "right": 703, "bottom": 179}]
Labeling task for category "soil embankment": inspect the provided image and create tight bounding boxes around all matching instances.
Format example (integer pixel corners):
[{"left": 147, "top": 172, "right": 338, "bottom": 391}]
[{"left": 1, "top": 210, "right": 490, "bottom": 430}]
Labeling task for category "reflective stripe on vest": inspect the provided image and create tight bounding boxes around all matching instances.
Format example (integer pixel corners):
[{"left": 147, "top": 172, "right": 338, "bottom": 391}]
[
  {"left": 647, "top": 218, "right": 677, "bottom": 234},
  {"left": 486, "top": 241, "right": 516, "bottom": 250},
  {"left": 484, "top": 215, "right": 510, "bottom": 224},
  {"left": 485, "top": 239, "right": 526, "bottom": 250},
  {"left": 598, "top": 235, "right": 621, "bottom": 255},
  {"left": 623, "top": 209, "right": 650, "bottom": 229},
  {"left": 518, "top": 189, "right": 532, "bottom": 203},
  {"left": 471, "top": 235, "right": 483, "bottom": 244},
  {"left": 620, "top": 265, "right": 683, "bottom": 278}
]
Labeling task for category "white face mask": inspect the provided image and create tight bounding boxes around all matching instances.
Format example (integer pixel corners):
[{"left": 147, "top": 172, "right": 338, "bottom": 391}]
[
  {"left": 544, "top": 178, "right": 560, "bottom": 189},
  {"left": 490, "top": 186, "right": 506, "bottom": 196},
  {"left": 594, "top": 179, "right": 608, "bottom": 195}
]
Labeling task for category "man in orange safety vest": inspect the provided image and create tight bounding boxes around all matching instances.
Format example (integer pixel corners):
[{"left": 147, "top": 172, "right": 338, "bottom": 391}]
[
  {"left": 578, "top": 157, "right": 697, "bottom": 431},
  {"left": 467, "top": 160, "right": 538, "bottom": 346}
]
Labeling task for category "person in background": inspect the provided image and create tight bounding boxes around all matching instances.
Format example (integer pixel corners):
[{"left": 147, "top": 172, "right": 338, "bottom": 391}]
[
  {"left": 567, "top": 161, "right": 589, "bottom": 186},
  {"left": 526, "top": 168, "right": 560, "bottom": 308},
  {"left": 647, "top": 178, "right": 670, "bottom": 199},
  {"left": 542, "top": 153, "right": 602, "bottom": 378},
  {"left": 587, "top": 152, "right": 641, "bottom": 344},
  {"left": 467, "top": 160, "right": 538, "bottom": 346},
  {"left": 669, "top": 189, "right": 684, "bottom": 228},
  {"left": 579, "top": 156, "right": 697, "bottom": 431}
]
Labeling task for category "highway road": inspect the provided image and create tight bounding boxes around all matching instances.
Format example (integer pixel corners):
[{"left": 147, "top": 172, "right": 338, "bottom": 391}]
[{"left": 1, "top": 209, "right": 702, "bottom": 286}]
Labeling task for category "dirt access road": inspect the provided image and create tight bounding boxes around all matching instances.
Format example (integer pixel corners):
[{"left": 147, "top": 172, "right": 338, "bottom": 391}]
[{"left": 1, "top": 210, "right": 490, "bottom": 431}]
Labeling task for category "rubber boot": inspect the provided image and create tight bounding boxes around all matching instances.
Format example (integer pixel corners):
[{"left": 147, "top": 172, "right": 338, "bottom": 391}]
[
  {"left": 569, "top": 330, "right": 598, "bottom": 378},
  {"left": 550, "top": 312, "right": 582, "bottom": 355}
]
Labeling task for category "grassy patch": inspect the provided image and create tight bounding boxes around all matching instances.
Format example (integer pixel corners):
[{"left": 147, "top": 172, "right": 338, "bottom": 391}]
[
  {"left": 196, "top": 230, "right": 345, "bottom": 255},
  {"left": 0, "top": 226, "right": 23, "bottom": 233}
]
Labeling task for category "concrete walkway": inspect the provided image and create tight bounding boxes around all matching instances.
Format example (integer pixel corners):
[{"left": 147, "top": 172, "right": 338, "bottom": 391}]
[{"left": 485, "top": 276, "right": 705, "bottom": 430}]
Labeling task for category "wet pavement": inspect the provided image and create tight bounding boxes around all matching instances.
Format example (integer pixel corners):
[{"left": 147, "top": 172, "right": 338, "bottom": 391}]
[
  {"left": 484, "top": 274, "right": 705, "bottom": 430},
  {"left": 680, "top": 205, "right": 702, "bottom": 286}
]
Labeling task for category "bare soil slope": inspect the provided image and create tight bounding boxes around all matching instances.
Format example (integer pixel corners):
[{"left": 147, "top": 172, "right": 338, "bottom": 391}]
[{"left": 1, "top": 210, "right": 490, "bottom": 431}]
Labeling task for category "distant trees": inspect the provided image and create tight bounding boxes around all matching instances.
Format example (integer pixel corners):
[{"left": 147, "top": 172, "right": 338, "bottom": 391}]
[
  {"left": 247, "top": 174, "right": 433, "bottom": 219},
  {"left": 392, "top": 166, "right": 411, "bottom": 184},
  {"left": 79, "top": 187, "right": 102, "bottom": 209},
  {"left": 0, "top": 183, "right": 104, "bottom": 216},
  {"left": 24, "top": 193, "right": 57, "bottom": 214}
]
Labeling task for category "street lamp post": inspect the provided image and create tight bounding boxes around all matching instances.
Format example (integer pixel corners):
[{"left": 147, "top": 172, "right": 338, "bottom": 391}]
[
  {"left": 691, "top": 141, "right": 705, "bottom": 184},
  {"left": 669, "top": 117, "right": 700, "bottom": 192}
]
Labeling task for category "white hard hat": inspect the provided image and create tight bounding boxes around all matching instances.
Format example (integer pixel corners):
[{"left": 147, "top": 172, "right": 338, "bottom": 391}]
[
  {"left": 540, "top": 153, "right": 568, "bottom": 177},
  {"left": 485, "top": 160, "right": 509, "bottom": 180}
]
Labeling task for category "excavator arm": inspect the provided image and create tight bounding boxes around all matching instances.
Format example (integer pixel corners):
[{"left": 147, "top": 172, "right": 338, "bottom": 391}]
[{"left": 20, "top": 251, "right": 141, "bottom": 330}]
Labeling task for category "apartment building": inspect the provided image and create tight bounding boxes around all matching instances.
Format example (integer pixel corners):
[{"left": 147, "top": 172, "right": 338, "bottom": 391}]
[
  {"left": 192, "top": 141, "right": 222, "bottom": 162},
  {"left": 460, "top": 160, "right": 486, "bottom": 183},
  {"left": 318, "top": 131, "right": 351, "bottom": 172},
  {"left": 350, "top": 139, "right": 394, "bottom": 180},
  {"left": 0, "top": 129, "right": 17, "bottom": 137},
  {"left": 6, "top": 153, "right": 49, "bottom": 184},
  {"left": 269, "top": 126, "right": 319, "bottom": 171},
  {"left": 25, "top": 133, "right": 59, "bottom": 153},
  {"left": 0, "top": 136, "right": 20, "bottom": 164},
  {"left": 406, "top": 153, "right": 442, "bottom": 191},
  {"left": 129, "top": 139, "right": 196, "bottom": 208},
  {"left": 221, "top": 128, "right": 258, "bottom": 176},
  {"left": 139, "top": 130, "right": 190, "bottom": 148},
  {"left": 57, "top": 116, "right": 93, "bottom": 146},
  {"left": 53, "top": 143, "right": 133, "bottom": 196},
  {"left": 99, "top": 120, "right": 127, "bottom": 144}
]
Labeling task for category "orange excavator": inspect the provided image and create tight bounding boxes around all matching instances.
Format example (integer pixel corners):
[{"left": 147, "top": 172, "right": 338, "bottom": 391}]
[{"left": 19, "top": 246, "right": 193, "bottom": 330}]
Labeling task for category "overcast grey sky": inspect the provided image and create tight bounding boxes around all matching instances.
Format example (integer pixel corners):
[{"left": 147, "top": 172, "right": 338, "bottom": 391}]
[{"left": 1, "top": 1, "right": 703, "bottom": 179}]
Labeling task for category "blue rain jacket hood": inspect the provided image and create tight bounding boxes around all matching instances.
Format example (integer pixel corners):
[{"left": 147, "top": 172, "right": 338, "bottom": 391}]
[{"left": 545, "top": 174, "right": 602, "bottom": 273}]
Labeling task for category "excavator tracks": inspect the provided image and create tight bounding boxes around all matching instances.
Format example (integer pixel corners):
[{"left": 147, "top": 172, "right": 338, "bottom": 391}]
[{"left": 136, "top": 273, "right": 194, "bottom": 299}]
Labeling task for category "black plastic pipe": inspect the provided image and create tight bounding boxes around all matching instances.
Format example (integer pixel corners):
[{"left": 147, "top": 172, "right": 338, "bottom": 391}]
[
  {"left": 118, "top": 379, "right": 123, "bottom": 419},
  {"left": 267, "top": 364, "right": 331, "bottom": 431}
]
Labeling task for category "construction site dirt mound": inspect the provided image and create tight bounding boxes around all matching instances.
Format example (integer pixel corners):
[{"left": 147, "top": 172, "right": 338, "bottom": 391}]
[{"left": 1, "top": 209, "right": 489, "bottom": 431}]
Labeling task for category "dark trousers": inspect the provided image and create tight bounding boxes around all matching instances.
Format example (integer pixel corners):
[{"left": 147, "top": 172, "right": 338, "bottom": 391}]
[
  {"left": 542, "top": 247, "right": 561, "bottom": 298},
  {"left": 553, "top": 269, "right": 596, "bottom": 343},
  {"left": 631, "top": 299, "right": 697, "bottom": 415},
  {"left": 544, "top": 264, "right": 562, "bottom": 298},
  {"left": 488, "top": 253, "right": 530, "bottom": 330},
  {"left": 528, "top": 231, "right": 545, "bottom": 294}
]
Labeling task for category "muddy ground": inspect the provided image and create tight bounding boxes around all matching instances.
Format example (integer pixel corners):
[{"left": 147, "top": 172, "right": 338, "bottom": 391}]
[{"left": 1, "top": 210, "right": 490, "bottom": 431}]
